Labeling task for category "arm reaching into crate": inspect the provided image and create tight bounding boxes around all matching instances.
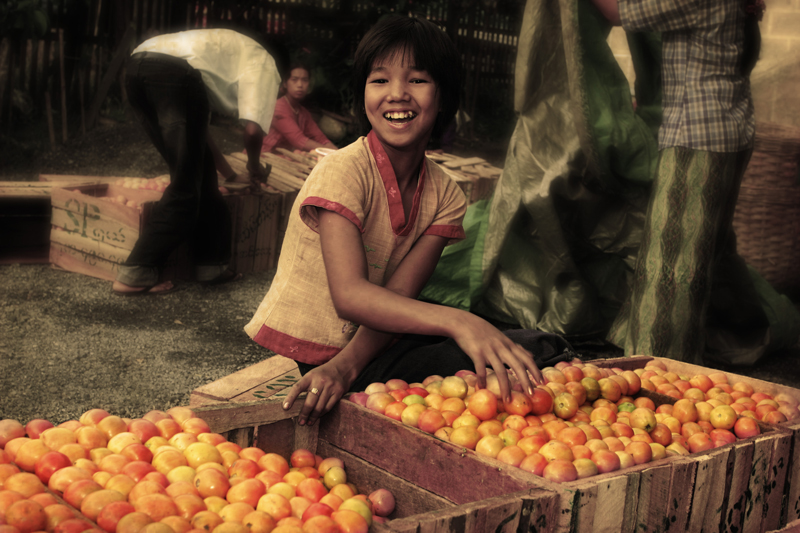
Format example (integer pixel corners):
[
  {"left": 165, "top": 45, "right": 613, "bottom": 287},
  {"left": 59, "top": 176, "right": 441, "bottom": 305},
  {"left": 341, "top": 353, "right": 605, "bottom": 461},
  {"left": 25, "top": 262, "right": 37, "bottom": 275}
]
[{"left": 282, "top": 210, "right": 544, "bottom": 426}]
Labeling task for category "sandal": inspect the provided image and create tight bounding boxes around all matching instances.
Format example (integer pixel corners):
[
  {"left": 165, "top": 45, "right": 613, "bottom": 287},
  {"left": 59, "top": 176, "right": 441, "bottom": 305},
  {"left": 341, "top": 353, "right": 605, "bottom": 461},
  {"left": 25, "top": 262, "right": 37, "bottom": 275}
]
[{"left": 202, "top": 269, "right": 243, "bottom": 286}]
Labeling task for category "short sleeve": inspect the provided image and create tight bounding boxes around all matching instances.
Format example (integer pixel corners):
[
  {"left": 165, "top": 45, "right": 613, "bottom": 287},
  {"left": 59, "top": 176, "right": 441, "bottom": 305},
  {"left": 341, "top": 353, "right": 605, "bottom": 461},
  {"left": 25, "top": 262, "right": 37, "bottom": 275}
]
[
  {"left": 424, "top": 164, "right": 467, "bottom": 245},
  {"left": 238, "top": 48, "right": 281, "bottom": 133},
  {"left": 619, "top": 0, "right": 700, "bottom": 32},
  {"left": 298, "top": 149, "right": 371, "bottom": 233}
]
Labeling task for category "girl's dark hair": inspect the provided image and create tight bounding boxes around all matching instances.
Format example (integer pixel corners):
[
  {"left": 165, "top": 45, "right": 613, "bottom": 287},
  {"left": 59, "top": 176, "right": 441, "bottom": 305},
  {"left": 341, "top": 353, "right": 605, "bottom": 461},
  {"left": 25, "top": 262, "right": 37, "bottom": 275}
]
[
  {"left": 352, "top": 16, "right": 462, "bottom": 137},
  {"left": 741, "top": 0, "right": 763, "bottom": 77}
]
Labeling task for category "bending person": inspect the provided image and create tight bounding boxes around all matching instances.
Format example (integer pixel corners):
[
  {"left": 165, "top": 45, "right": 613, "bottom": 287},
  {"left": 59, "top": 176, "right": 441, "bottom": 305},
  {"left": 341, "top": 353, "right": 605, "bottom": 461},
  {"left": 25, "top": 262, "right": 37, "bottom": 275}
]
[{"left": 113, "top": 28, "right": 280, "bottom": 295}]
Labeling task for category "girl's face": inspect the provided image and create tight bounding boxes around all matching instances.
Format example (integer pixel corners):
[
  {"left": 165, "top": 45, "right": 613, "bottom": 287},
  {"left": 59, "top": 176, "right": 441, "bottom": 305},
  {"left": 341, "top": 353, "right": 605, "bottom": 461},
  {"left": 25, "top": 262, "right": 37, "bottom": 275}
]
[
  {"left": 364, "top": 50, "right": 440, "bottom": 153},
  {"left": 284, "top": 68, "right": 310, "bottom": 102}
]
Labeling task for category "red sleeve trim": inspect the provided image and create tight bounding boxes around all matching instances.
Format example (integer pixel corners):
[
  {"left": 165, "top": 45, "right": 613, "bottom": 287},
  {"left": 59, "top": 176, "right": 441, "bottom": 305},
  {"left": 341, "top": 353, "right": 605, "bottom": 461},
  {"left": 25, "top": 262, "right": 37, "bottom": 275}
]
[
  {"left": 424, "top": 224, "right": 466, "bottom": 240},
  {"left": 252, "top": 324, "right": 342, "bottom": 365},
  {"left": 302, "top": 197, "right": 364, "bottom": 233}
]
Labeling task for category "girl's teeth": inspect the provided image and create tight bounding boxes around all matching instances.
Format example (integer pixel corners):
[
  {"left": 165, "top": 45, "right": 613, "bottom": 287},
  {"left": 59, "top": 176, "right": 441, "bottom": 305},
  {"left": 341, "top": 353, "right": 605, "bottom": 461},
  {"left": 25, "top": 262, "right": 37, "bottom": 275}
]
[{"left": 385, "top": 111, "right": 416, "bottom": 120}]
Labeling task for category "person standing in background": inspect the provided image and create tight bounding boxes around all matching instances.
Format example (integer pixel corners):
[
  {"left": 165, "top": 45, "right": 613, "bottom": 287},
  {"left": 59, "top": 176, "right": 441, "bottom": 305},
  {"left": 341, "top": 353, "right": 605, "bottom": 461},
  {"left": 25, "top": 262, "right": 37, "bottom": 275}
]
[
  {"left": 261, "top": 60, "right": 338, "bottom": 154},
  {"left": 113, "top": 28, "right": 280, "bottom": 295},
  {"left": 590, "top": 0, "right": 767, "bottom": 363}
]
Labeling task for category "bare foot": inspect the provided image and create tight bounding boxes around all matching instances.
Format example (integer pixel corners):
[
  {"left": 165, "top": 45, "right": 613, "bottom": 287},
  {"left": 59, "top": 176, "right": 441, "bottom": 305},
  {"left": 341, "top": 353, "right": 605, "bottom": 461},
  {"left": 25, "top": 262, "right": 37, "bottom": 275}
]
[{"left": 112, "top": 280, "right": 174, "bottom": 295}]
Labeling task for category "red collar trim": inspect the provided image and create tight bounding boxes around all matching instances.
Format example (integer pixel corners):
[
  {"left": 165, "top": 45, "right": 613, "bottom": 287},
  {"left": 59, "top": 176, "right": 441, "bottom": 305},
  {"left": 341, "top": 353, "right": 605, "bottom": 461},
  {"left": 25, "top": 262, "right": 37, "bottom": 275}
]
[{"left": 367, "top": 131, "right": 426, "bottom": 236}]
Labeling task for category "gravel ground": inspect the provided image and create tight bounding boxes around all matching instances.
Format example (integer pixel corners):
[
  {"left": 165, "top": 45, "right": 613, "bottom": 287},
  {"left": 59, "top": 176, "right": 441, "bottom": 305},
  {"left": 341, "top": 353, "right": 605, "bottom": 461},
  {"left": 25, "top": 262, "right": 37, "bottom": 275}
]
[
  {"left": 0, "top": 263, "right": 279, "bottom": 424},
  {"left": 1, "top": 116, "right": 281, "bottom": 425}
]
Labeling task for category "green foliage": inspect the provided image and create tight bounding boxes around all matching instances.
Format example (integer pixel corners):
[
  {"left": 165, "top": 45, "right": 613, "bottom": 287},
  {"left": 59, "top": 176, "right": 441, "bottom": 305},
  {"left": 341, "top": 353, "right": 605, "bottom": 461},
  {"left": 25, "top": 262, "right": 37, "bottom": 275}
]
[{"left": 0, "top": 0, "right": 49, "bottom": 39}]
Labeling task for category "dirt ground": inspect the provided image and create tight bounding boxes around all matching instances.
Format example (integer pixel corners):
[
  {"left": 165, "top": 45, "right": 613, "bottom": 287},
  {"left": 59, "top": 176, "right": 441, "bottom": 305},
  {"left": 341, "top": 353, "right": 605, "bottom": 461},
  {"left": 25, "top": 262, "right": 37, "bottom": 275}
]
[
  {"left": 2, "top": 113, "right": 800, "bottom": 427},
  {"left": 0, "top": 116, "right": 281, "bottom": 425}
]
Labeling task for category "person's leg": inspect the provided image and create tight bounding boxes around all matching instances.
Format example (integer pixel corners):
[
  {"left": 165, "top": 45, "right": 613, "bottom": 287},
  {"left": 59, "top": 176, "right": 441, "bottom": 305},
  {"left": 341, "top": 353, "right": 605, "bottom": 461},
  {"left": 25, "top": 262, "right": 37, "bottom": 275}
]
[
  {"left": 192, "top": 145, "right": 233, "bottom": 282},
  {"left": 617, "top": 148, "right": 747, "bottom": 363},
  {"left": 116, "top": 56, "right": 210, "bottom": 289}
]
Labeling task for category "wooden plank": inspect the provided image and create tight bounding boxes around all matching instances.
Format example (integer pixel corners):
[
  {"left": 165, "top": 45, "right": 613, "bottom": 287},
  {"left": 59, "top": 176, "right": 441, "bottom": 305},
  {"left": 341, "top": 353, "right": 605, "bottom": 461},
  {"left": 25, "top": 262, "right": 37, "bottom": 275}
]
[
  {"left": 442, "top": 156, "right": 487, "bottom": 169},
  {"left": 591, "top": 474, "right": 639, "bottom": 533},
  {"left": 316, "top": 441, "right": 455, "bottom": 519},
  {"left": 724, "top": 441, "right": 756, "bottom": 533},
  {"left": 773, "top": 519, "right": 800, "bottom": 533},
  {"left": 569, "top": 485, "right": 598, "bottom": 533},
  {"left": 518, "top": 490, "right": 561, "bottom": 533},
  {"left": 194, "top": 398, "right": 305, "bottom": 434},
  {"left": 785, "top": 423, "right": 800, "bottom": 524},
  {"left": 689, "top": 447, "right": 733, "bottom": 532},
  {"left": 191, "top": 356, "right": 298, "bottom": 402},
  {"left": 761, "top": 430, "right": 794, "bottom": 531},
  {"left": 51, "top": 208, "right": 139, "bottom": 251},
  {"left": 229, "top": 367, "right": 300, "bottom": 404},
  {"left": 275, "top": 147, "right": 317, "bottom": 168},
  {"left": 634, "top": 462, "right": 673, "bottom": 533},
  {"left": 254, "top": 418, "right": 301, "bottom": 459},
  {"left": 743, "top": 434, "right": 774, "bottom": 533},
  {"left": 87, "top": 24, "right": 135, "bottom": 129},
  {"left": 0, "top": 181, "right": 100, "bottom": 198},
  {"left": 50, "top": 185, "right": 149, "bottom": 237},
  {"left": 49, "top": 241, "right": 119, "bottom": 281},
  {"left": 666, "top": 457, "right": 696, "bottom": 533},
  {"left": 38, "top": 174, "right": 133, "bottom": 183},
  {"left": 50, "top": 227, "right": 130, "bottom": 264},
  {"left": 318, "top": 401, "right": 536, "bottom": 505}
]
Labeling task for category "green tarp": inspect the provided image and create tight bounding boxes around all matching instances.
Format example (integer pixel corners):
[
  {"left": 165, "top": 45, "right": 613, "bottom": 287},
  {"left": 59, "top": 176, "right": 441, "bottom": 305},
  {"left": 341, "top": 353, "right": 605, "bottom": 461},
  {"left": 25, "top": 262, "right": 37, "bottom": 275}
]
[{"left": 421, "top": 0, "right": 800, "bottom": 365}]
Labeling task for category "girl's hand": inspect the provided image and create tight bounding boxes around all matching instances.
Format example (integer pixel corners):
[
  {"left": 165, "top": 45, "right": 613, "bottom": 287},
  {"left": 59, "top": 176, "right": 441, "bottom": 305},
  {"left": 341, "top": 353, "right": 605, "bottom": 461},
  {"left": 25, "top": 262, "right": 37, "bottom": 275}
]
[
  {"left": 451, "top": 314, "right": 544, "bottom": 404},
  {"left": 282, "top": 361, "right": 352, "bottom": 426}
]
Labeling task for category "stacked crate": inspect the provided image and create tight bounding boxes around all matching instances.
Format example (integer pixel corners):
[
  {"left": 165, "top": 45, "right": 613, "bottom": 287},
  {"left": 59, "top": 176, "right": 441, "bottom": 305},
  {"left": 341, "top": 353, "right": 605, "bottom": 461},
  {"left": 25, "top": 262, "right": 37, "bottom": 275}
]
[{"left": 191, "top": 354, "right": 797, "bottom": 532}]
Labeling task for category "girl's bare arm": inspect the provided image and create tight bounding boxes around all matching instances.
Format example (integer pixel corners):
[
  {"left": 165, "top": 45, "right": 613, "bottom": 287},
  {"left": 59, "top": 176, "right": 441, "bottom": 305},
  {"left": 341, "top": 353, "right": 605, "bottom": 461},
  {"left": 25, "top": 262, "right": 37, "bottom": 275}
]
[{"left": 282, "top": 209, "right": 543, "bottom": 424}]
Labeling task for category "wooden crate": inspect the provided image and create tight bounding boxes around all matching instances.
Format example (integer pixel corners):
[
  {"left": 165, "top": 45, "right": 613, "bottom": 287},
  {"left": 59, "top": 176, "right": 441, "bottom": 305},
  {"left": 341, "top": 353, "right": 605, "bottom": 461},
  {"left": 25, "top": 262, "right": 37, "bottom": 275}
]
[
  {"left": 771, "top": 519, "right": 800, "bottom": 533},
  {"left": 193, "top": 399, "right": 561, "bottom": 533},
  {"left": 594, "top": 355, "right": 798, "bottom": 532},
  {"left": 0, "top": 181, "right": 100, "bottom": 264},
  {"left": 190, "top": 355, "right": 301, "bottom": 406},
  {"left": 329, "top": 398, "right": 791, "bottom": 533},
  {"left": 191, "top": 354, "right": 792, "bottom": 532},
  {"left": 48, "top": 182, "right": 292, "bottom": 281}
]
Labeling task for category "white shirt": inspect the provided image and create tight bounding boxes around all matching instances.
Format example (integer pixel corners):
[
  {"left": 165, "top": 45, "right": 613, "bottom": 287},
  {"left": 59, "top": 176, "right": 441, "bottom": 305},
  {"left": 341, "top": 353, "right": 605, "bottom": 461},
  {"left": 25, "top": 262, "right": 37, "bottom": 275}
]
[{"left": 133, "top": 29, "right": 280, "bottom": 133}]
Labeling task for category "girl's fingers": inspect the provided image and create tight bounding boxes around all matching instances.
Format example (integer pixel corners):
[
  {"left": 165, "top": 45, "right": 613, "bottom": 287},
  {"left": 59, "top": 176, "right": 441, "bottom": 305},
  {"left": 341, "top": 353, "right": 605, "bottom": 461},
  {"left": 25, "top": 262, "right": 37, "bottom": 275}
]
[
  {"left": 472, "top": 360, "right": 488, "bottom": 390},
  {"left": 485, "top": 352, "right": 511, "bottom": 403},
  {"left": 299, "top": 385, "right": 324, "bottom": 425},
  {"left": 283, "top": 377, "right": 312, "bottom": 411}
]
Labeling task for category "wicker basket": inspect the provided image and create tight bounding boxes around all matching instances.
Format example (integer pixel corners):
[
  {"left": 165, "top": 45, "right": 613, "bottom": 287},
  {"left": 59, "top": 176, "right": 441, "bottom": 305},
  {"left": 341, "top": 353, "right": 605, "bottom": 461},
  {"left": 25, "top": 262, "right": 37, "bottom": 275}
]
[{"left": 733, "top": 122, "right": 800, "bottom": 291}]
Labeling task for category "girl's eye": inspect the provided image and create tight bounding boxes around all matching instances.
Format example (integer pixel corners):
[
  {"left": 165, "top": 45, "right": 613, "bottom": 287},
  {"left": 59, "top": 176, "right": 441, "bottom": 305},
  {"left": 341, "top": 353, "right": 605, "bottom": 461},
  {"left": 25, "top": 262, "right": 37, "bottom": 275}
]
[{"left": 410, "top": 79, "right": 429, "bottom": 84}]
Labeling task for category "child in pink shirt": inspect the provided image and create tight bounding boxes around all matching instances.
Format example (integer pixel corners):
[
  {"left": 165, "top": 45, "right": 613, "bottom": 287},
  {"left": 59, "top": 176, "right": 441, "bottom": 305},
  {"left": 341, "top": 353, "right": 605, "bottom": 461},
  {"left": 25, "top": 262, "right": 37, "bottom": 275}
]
[{"left": 261, "top": 61, "right": 337, "bottom": 153}]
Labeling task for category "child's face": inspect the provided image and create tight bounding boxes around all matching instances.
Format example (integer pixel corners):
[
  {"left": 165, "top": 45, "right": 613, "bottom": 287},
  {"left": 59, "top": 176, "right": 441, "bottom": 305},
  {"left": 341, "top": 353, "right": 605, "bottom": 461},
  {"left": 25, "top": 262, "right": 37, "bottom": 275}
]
[
  {"left": 364, "top": 50, "right": 440, "bottom": 152},
  {"left": 284, "top": 68, "right": 310, "bottom": 101}
]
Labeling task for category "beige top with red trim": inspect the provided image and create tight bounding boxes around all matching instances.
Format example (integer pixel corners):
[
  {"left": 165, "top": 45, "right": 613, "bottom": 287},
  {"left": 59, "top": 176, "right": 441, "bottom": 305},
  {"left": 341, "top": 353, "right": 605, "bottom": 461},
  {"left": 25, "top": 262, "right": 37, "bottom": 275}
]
[{"left": 244, "top": 132, "right": 467, "bottom": 365}]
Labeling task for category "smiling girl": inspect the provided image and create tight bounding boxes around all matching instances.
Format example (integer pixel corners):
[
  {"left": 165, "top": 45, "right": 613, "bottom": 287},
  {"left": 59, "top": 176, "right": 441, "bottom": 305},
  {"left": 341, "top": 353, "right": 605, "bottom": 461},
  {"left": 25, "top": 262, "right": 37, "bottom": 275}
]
[{"left": 244, "top": 16, "right": 559, "bottom": 426}]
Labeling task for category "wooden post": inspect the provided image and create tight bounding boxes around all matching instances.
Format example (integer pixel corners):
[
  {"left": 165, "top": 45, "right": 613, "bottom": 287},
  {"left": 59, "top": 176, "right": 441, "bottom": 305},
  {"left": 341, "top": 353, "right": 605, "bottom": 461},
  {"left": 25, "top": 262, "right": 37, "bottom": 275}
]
[
  {"left": 45, "top": 91, "right": 56, "bottom": 150},
  {"left": 1, "top": 38, "right": 16, "bottom": 134},
  {"left": 58, "top": 29, "right": 68, "bottom": 143},
  {"left": 79, "top": 70, "right": 86, "bottom": 135},
  {"left": 87, "top": 24, "right": 136, "bottom": 130}
]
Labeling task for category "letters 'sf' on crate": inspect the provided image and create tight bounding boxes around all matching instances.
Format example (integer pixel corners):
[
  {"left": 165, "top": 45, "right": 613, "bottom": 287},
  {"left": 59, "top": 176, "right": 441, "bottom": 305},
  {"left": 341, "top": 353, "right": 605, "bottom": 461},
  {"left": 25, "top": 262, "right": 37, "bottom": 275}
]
[{"left": 48, "top": 183, "right": 295, "bottom": 281}]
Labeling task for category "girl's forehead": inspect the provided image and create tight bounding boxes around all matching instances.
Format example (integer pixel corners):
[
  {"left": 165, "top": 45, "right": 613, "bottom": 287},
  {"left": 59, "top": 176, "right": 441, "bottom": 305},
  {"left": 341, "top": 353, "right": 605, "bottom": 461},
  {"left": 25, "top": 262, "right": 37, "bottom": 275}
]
[{"left": 371, "top": 47, "right": 419, "bottom": 70}]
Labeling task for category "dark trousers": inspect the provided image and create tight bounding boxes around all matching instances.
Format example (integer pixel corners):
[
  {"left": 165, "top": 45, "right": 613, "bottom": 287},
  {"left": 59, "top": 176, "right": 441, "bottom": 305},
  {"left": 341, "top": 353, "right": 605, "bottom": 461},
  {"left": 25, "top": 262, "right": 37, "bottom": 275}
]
[
  {"left": 296, "top": 329, "right": 574, "bottom": 393},
  {"left": 119, "top": 52, "right": 231, "bottom": 285}
]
